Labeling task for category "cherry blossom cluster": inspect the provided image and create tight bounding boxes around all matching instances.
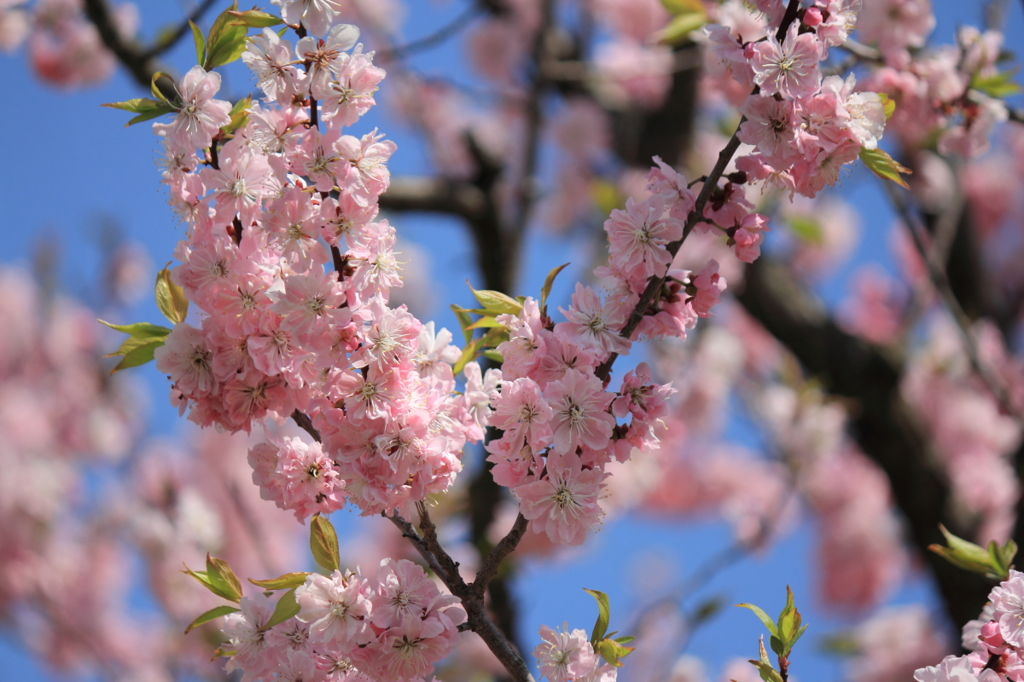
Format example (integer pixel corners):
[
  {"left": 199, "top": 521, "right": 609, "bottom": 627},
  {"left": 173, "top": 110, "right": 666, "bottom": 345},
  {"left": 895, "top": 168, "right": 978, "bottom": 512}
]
[
  {"left": 915, "top": 570, "right": 1024, "bottom": 682},
  {"left": 221, "top": 558, "right": 465, "bottom": 682},
  {"left": 0, "top": 0, "right": 137, "bottom": 86},
  {"left": 152, "top": 16, "right": 490, "bottom": 520},
  {"left": 862, "top": 22, "right": 1010, "bottom": 159},
  {"left": 482, "top": 155, "right": 740, "bottom": 545},
  {"left": 706, "top": 0, "right": 887, "bottom": 200},
  {"left": 533, "top": 625, "right": 618, "bottom": 682}
]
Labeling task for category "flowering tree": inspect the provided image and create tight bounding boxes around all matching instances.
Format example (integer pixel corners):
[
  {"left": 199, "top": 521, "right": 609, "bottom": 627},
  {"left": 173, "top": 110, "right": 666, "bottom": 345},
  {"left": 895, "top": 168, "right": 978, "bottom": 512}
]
[{"left": 2, "top": 1, "right": 1024, "bottom": 682}]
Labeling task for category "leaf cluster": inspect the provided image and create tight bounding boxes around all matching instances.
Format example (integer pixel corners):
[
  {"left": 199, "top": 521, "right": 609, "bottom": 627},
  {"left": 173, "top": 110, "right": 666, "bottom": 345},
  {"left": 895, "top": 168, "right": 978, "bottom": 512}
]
[
  {"left": 929, "top": 524, "right": 1017, "bottom": 581},
  {"left": 583, "top": 589, "right": 635, "bottom": 668}
]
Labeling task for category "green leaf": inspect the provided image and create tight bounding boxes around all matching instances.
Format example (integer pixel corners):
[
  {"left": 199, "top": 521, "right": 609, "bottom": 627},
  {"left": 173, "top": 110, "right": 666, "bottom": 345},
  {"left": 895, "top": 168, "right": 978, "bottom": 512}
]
[
  {"left": 310, "top": 514, "right": 341, "bottom": 572},
  {"left": 183, "top": 566, "right": 241, "bottom": 602},
  {"left": 99, "top": 319, "right": 172, "bottom": 373},
  {"left": 468, "top": 283, "right": 523, "bottom": 316},
  {"left": 478, "top": 326, "right": 510, "bottom": 349},
  {"left": 185, "top": 605, "right": 239, "bottom": 634},
  {"left": 595, "top": 638, "right": 635, "bottom": 667},
  {"left": 877, "top": 93, "right": 896, "bottom": 121},
  {"left": 205, "top": 2, "right": 249, "bottom": 69},
  {"left": 787, "top": 216, "right": 823, "bottom": 245},
  {"left": 189, "top": 20, "right": 206, "bottom": 65},
  {"left": 222, "top": 95, "right": 252, "bottom": 135},
  {"left": 971, "top": 69, "right": 1022, "bottom": 98},
  {"left": 860, "top": 147, "right": 912, "bottom": 189},
  {"left": 737, "top": 603, "right": 778, "bottom": 637},
  {"left": 656, "top": 11, "right": 707, "bottom": 45},
  {"left": 465, "top": 316, "right": 504, "bottom": 330},
  {"left": 452, "top": 339, "right": 481, "bottom": 376},
  {"left": 540, "top": 262, "right": 570, "bottom": 317},
  {"left": 749, "top": 637, "right": 785, "bottom": 682},
  {"left": 102, "top": 98, "right": 177, "bottom": 126},
  {"left": 109, "top": 341, "right": 164, "bottom": 373},
  {"left": 591, "top": 179, "right": 623, "bottom": 216},
  {"left": 227, "top": 9, "right": 284, "bottom": 27},
  {"left": 660, "top": 0, "right": 705, "bottom": 14},
  {"left": 150, "top": 72, "right": 174, "bottom": 102},
  {"left": 264, "top": 588, "right": 301, "bottom": 629},
  {"left": 155, "top": 265, "right": 189, "bottom": 324},
  {"left": 584, "top": 589, "right": 612, "bottom": 646},
  {"left": 98, "top": 320, "right": 173, "bottom": 338},
  {"left": 249, "top": 572, "right": 311, "bottom": 591},
  {"left": 927, "top": 525, "right": 1017, "bottom": 578},
  {"left": 206, "top": 554, "right": 243, "bottom": 602},
  {"left": 481, "top": 349, "right": 504, "bottom": 363},
  {"left": 450, "top": 304, "right": 475, "bottom": 344}
]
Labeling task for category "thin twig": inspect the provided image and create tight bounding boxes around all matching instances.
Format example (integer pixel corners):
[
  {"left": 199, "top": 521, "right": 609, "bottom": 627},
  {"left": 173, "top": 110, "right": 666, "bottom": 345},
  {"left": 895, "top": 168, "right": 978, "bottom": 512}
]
[
  {"left": 83, "top": 0, "right": 178, "bottom": 100},
  {"left": 472, "top": 512, "right": 529, "bottom": 595},
  {"left": 377, "top": 2, "right": 482, "bottom": 61},
  {"left": 141, "top": 0, "right": 220, "bottom": 60},
  {"left": 882, "top": 181, "right": 1023, "bottom": 422},
  {"left": 290, "top": 409, "right": 321, "bottom": 442}
]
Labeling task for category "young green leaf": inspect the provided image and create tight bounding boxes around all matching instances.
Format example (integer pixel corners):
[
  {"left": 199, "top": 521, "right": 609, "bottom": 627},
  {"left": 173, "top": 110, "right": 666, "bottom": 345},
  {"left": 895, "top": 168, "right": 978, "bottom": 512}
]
[
  {"left": 310, "top": 514, "right": 341, "bottom": 572},
  {"left": 248, "top": 572, "right": 311, "bottom": 591},
  {"left": 971, "top": 69, "right": 1022, "bottom": 98},
  {"left": 452, "top": 339, "right": 481, "bottom": 376},
  {"left": 155, "top": 265, "right": 189, "bottom": 324},
  {"left": 264, "top": 588, "right": 302, "bottom": 630},
  {"left": 860, "top": 148, "right": 912, "bottom": 189},
  {"left": 877, "top": 93, "right": 896, "bottom": 120},
  {"left": 583, "top": 588, "right": 612, "bottom": 645},
  {"left": 748, "top": 636, "right": 785, "bottom": 682},
  {"left": 185, "top": 605, "right": 239, "bottom": 634},
  {"left": 206, "top": 554, "right": 243, "bottom": 603},
  {"left": 655, "top": 11, "right": 708, "bottom": 45},
  {"left": 736, "top": 603, "right": 778, "bottom": 637},
  {"left": 540, "top": 262, "right": 570, "bottom": 317},
  {"left": 227, "top": 9, "right": 284, "bottom": 27},
  {"left": 183, "top": 566, "right": 241, "bottom": 602},
  {"left": 205, "top": 3, "right": 249, "bottom": 69},
  {"left": 109, "top": 341, "right": 164, "bottom": 373},
  {"left": 98, "top": 320, "right": 173, "bottom": 338},
  {"left": 450, "top": 304, "right": 476, "bottom": 344},
  {"left": 102, "top": 98, "right": 177, "bottom": 126},
  {"left": 468, "top": 282, "right": 523, "bottom": 316},
  {"left": 189, "top": 20, "right": 206, "bottom": 64},
  {"left": 595, "top": 638, "right": 635, "bottom": 667}
]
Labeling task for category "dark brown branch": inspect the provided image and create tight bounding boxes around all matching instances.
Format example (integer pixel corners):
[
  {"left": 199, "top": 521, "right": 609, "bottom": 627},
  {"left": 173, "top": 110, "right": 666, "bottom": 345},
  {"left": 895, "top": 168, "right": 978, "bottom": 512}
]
[
  {"left": 736, "top": 257, "right": 993, "bottom": 627},
  {"left": 472, "top": 512, "right": 529, "bottom": 596},
  {"left": 83, "top": 0, "right": 177, "bottom": 100},
  {"left": 290, "top": 409, "right": 322, "bottom": 443},
  {"left": 385, "top": 510, "right": 536, "bottom": 682}
]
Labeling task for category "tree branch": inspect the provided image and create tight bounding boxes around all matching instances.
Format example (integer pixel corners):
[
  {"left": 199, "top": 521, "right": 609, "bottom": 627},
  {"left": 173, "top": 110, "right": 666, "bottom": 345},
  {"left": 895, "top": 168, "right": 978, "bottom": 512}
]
[
  {"left": 377, "top": 2, "right": 482, "bottom": 61},
  {"left": 736, "top": 257, "right": 994, "bottom": 627},
  {"left": 83, "top": 0, "right": 177, "bottom": 100},
  {"left": 141, "top": 0, "right": 220, "bottom": 60}
]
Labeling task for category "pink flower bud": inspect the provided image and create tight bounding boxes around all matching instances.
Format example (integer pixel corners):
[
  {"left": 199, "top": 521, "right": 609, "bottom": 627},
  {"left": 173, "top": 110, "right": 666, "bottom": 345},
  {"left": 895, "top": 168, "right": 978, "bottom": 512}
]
[{"left": 803, "top": 7, "right": 823, "bottom": 27}]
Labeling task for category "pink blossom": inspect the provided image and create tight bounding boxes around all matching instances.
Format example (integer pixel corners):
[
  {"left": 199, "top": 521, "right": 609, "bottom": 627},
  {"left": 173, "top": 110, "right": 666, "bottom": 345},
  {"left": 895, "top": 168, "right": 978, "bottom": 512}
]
[
  {"left": 516, "top": 451, "right": 607, "bottom": 546},
  {"left": 544, "top": 368, "right": 616, "bottom": 454},
  {"left": 748, "top": 24, "right": 822, "bottom": 99},
  {"left": 160, "top": 65, "right": 232, "bottom": 151},
  {"left": 533, "top": 624, "right": 599, "bottom": 682},
  {"left": 555, "top": 284, "right": 632, "bottom": 357},
  {"left": 296, "top": 569, "right": 374, "bottom": 645}
]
